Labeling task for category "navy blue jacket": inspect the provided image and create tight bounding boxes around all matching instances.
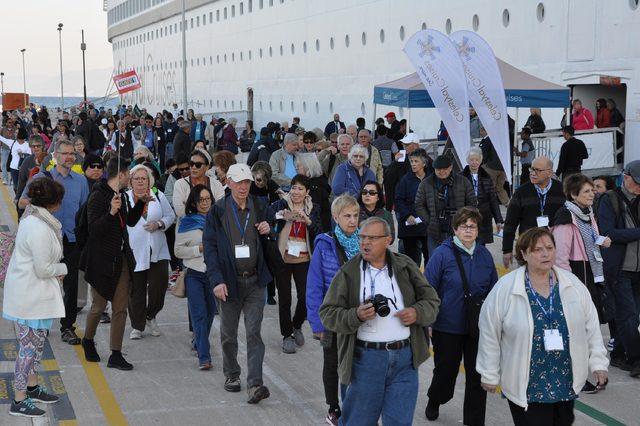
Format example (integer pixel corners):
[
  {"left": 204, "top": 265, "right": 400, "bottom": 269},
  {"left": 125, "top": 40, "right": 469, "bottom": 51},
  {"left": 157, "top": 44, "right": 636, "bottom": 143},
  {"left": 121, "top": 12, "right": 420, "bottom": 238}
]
[
  {"left": 395, "top": 172, "right": 428, "bottom": 238},
  {"left": 190, "top": 120, "right": 207, "bottom": 142},
  {"left": 203, "top": 194, "right": 272, "bottom": 300},
  {"left": 331, "top": 162, "right": 376, "bottom": 198},
  {"left": 424, "top": 238, "right": 497, "bottom": 334}
]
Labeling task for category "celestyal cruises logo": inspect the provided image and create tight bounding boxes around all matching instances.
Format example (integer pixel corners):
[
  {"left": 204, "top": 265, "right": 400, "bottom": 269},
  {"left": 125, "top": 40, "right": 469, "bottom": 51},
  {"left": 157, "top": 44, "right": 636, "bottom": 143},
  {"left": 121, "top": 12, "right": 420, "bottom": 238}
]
[
  {"left": 417, "top": 36, "right": 441, "bottom": 60},
  {"left": 456, "top": 36, "right": 476, "bottom": 61}
]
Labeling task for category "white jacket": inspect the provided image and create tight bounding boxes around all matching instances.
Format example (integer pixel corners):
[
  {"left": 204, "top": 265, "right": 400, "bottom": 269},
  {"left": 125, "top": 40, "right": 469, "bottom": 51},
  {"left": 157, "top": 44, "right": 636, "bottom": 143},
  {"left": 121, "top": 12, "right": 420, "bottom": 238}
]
[
  {"left": 172, "top": 173, "right": 225, "bottom": 218},
  {"left": 3, "top": 210, "right": 67, "bottom": 320},
  {"left": 476, "top": 266, "right": 608, "bottom": 409},
  {"left": 174, "top": 228, "right": 205, "bottom": 273},
  {"left": 126, "top": 190, "right": 176, "bottom": 272}
]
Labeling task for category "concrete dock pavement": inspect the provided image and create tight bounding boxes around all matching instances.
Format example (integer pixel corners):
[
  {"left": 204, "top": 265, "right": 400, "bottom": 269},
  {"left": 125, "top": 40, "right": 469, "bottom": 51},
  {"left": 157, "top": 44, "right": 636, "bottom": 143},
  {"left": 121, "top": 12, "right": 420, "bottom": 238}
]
[{"left": 0, "top": 181, "right": 637, "bottom": 425}]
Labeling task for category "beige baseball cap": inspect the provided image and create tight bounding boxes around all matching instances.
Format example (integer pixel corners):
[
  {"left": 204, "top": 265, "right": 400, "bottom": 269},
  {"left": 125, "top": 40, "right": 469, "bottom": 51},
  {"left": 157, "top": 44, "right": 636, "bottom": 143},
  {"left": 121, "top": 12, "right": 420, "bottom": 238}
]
[{"left": 227, "top": 164, "right": 254, "bottom": 183}]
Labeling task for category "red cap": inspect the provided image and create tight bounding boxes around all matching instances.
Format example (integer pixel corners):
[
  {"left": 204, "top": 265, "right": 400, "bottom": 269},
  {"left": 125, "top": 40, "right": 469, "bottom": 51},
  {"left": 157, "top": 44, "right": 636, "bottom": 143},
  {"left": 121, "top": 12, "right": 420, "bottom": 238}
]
[{"left": 385, "top": 112, "right": 396, "bottom": 118}]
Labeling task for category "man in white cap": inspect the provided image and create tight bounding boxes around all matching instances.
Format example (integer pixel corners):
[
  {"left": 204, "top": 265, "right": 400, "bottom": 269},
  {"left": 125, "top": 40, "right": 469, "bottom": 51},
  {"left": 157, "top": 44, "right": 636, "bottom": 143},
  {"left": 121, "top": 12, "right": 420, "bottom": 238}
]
[{"left": 203, "top": 163, "right": 273, "bottom": 403}]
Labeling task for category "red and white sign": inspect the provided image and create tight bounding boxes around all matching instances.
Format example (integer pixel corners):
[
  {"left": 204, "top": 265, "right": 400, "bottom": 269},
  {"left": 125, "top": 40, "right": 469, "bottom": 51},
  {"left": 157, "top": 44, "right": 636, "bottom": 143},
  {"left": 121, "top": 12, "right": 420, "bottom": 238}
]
[{"left": 113, "top": 70, "right": 142, "bottom": 94}]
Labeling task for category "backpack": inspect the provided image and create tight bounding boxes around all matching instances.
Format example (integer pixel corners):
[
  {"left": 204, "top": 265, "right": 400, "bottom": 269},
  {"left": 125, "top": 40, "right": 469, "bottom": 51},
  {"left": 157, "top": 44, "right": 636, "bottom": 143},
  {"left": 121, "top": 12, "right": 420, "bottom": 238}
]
[{"left": 0, "top": 231, "right": 16, "bottom": 287}]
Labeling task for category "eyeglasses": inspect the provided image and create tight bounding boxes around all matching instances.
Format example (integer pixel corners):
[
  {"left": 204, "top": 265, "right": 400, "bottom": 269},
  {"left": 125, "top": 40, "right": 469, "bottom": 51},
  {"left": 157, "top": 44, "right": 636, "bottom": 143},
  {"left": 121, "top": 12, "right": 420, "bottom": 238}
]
[
  {"left": 56, "top": 151, "right": 75, "bottom": 156},
  {"left": 358, "top": 235, "right": 388, "bottom": 243},
  {"left": 198, "top": 197, "right": 212, "bottom": 203},
  {"left": 88, "top": 164, "right": 104, "bottom": 169},
  {"left": 530, "top": 167, "right": 551, "bottom": 174},
  {"left": 132, "top": 177, "right": 148, "bottom": 182},
  {"left": 458, "top": 224, "right": 478, "bottom": 231},
  {"left": 189, "top": 161, "right": 205, "bottom": 169},
  {"left": 352, "top": 155, "right": 365, "bottom": 159},
  {"left": 177, "top": 166, "right": 190, "bottom": 172},
  {"left": 361, "top": 190, "right": 378, "bottom": 196}
]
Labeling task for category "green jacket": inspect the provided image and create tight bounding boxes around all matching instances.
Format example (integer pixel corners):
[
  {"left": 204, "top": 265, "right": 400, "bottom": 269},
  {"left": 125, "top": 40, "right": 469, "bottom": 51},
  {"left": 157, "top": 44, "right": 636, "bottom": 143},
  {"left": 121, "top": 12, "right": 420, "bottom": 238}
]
[{"left": 319, "top": 250, "right": 440, "bottom": 384}]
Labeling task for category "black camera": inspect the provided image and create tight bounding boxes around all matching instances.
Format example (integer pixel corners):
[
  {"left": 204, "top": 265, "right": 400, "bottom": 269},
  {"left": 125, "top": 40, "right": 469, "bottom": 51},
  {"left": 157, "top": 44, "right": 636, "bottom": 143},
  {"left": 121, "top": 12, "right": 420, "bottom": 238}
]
[{"left": 369, "top": 294, "right": 397, "bottom": 317}]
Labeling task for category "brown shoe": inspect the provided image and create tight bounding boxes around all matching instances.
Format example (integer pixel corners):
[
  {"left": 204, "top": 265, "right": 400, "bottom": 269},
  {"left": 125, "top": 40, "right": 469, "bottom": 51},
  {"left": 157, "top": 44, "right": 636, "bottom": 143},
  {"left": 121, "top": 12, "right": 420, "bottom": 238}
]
[
  {"left": 247, "top": 385, "right": 270, "bottom": 404},
  {"left": 199, "top": 362, "right": 212, "bottom": 371}
]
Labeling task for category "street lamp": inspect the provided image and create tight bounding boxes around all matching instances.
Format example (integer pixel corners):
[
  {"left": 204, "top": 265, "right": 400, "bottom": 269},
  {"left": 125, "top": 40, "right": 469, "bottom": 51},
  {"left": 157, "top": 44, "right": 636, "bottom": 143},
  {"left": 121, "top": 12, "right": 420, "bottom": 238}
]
[
  {"left": 81, "top": 29, "right": 87, "bottom": 107},
  {"left": 57, "top": 23, "right": 64, "bottom": 112},
  {"left": 20, "top": 49, "right": 26, "bottom": 109},
  {"left": 0, "top": 72, "right": 4, "bottom": 96}
]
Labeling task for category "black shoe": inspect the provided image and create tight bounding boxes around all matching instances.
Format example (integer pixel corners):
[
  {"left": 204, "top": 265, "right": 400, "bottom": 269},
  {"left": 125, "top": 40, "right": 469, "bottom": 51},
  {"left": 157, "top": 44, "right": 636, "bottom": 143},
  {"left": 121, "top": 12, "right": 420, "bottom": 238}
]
[
  {"left": 610, "top": 356, "right": 633, "bottom": 372},
  {"left": 9, "top": 398, "right": 45, "bottom": 418},
  {"left": 267, "top": 296, "right": 277, "bottom": 305},
  {"left": 61, "top": 328, "right": 81, "bottom": 345},
  {"left": 425, "top": 399, "right": 439, "bottom": 421},
  {"left": 630, "top": 360, "right": 640, "bottom": 378},
  {"left": 82, "top": 338, "right": 100, "bottom": 362},
  {"left": 224, "top": 377, "right": 241, "bottom": 392},
  {"left": 581, "top": 381, "right": 598, "bottom": 394},
  {"left": 100, "top": 312, "right": 111, "bottom": 324},
  {"left": 107, "top": 351, "right": 133, "bottom": 371},
  {"left": 247, "top": 385, "right": 270, "bottom": 404},
  {"left": 26, "top": 385, "right": 59, "bottom": 404}
]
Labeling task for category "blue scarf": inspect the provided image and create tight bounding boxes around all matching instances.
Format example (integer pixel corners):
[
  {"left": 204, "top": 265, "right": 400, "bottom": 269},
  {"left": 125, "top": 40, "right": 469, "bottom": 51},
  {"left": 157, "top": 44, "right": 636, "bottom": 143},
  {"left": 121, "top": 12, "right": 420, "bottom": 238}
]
[
  {"left": 334, "top": 225, "right": 360, "bottom": 260},
  {"left": 178, "top": 213, "right": 206, "bottom": 233}
]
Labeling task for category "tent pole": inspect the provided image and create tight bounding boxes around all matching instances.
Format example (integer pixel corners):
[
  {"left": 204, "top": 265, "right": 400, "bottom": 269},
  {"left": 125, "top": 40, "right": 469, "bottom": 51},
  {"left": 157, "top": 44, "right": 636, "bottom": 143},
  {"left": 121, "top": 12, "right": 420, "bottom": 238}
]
[
  {"left": 407, "top": 109, "right": 411, "bottom": 133},
  {"left": 372, "top": 103, "right": 377, "bottom": 136},
  {"left": 514, "top": 107, "right": 519, "bottom": 186}
]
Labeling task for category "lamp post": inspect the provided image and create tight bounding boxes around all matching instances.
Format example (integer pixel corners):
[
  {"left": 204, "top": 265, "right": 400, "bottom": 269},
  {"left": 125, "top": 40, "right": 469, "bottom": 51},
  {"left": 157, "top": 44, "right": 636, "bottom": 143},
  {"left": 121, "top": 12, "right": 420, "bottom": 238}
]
[
  {"left": 0, "top": 72, "right": 4, "bottom": 95},
  {"left": 57, "top": 23, "right": 64, "bottom": 112},
  {"left": 181, "top": 0, "right": 188, "bottom": 116},
  {"left": 81, "top": 29, "right": 87, "bottom": 108},
  {"left": 20, "top": 49, "right": 26, "bottom": 109}
]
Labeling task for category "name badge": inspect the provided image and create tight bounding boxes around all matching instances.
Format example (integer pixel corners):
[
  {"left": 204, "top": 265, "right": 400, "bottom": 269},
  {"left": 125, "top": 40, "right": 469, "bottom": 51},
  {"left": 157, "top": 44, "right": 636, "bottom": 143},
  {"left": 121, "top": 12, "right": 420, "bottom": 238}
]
[
  {"left": 157, "top": 136, "right": 161, "bottom": 141},
  {"left": 167, "top": 128, "right": 172, "bottom": 133},
  {"left": 543, "top": 329, "right": 564, "bottom": 351},
  {"left": 287, "top": 240, "right": 306, "bottom": 257},
  {"left": 234, "top": 244, "right": 250, "bottom": 258},
  {"left": 536, "top": 215, "right": 550, "bottom": 227}
]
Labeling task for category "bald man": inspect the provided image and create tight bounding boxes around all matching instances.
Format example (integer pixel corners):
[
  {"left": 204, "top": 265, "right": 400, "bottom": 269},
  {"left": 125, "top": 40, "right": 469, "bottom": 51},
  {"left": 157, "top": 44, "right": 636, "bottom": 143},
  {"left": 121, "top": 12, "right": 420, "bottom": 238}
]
[{"left": 502, "top": 156, "right": 566, "bottom": 268}]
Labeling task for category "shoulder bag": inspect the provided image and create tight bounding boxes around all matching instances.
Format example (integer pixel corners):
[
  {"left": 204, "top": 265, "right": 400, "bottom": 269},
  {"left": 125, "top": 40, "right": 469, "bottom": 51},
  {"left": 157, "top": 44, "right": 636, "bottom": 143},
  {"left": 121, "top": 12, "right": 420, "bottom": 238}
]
[{"left": 453, "top": 248, "right": 484, "bottom": 339}]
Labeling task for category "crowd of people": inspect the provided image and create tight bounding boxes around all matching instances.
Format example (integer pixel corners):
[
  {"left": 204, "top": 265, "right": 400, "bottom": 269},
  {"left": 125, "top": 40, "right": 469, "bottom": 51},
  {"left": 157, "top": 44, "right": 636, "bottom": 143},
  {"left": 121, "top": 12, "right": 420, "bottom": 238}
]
[{"left": 0, "top": 102, "right": 635, "bottom": 425}]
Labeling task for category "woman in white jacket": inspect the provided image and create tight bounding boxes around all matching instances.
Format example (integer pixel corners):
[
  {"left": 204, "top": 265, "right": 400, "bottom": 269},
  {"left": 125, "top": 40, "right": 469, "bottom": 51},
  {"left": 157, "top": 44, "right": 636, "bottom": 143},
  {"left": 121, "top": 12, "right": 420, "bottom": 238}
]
[
  {"left": 2, "top": 178, "right": 67, "bottom": 418},
  {"left": 175, "top": 184, "right": 216, "bottom": 370},
  {"left": 126, "top": 165, "right": 175, "bottom": 339},
  {"left": 477, "top": 227, "right": 608, "bottom": 425}
]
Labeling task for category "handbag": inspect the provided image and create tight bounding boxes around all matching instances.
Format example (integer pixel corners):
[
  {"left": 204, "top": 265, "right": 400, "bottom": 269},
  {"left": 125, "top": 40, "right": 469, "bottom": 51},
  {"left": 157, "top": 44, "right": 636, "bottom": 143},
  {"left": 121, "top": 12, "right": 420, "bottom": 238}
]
[
  {"left": 170, "top": 270, "right": 187, "bottom": 298},
  {"left": 453, "top": 248, "right": 484, "bottom": 339}
]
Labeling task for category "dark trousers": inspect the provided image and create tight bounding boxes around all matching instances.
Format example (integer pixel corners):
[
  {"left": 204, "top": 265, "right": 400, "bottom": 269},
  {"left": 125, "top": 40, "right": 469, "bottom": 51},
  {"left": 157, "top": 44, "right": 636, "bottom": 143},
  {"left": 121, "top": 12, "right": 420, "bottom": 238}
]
[
  {"left": 428, "top": 330, "right": 486, "bottom": 426},
  {"left": 128, "top": 260, "right": 169, "bottom": 331},
  {"left": 508, "top": 400, "right": 575, "bottom": 426},
  {"left": 60, "top": 238, "right": 79, "bottom": 332},
  {"left": 267, "top": 280, "right": 276, "bottom": 299},
  {"left": 613, "top": 271, "right": 640, "bottom": 361},
  {"left": 275, "top": 261, "right": 309, "bottom": 337},
  {"left": 401, "top": 237, "right": 428, "bottom": 268},
  {"left": 322, "top": 332, "right": 340, "bottom": 409}
]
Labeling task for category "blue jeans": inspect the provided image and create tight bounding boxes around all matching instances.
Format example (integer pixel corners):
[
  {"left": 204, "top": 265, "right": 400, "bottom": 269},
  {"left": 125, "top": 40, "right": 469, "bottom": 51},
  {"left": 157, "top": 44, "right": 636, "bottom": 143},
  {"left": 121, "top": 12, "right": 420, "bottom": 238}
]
[
  {"left": 613, "top": 271, "right": 640, "bottom": 361},
  {"left": 1, "top": 146, "right": 9, "bottom": 182},
  {"left": 10, "top": 169, "right": 19, "bottom": 193},
  {"left": 340, "top": 345, "right": 418, "bottom": 426},
  {"left": 185, "top": 269, "right": 217, "bottom": 364}
]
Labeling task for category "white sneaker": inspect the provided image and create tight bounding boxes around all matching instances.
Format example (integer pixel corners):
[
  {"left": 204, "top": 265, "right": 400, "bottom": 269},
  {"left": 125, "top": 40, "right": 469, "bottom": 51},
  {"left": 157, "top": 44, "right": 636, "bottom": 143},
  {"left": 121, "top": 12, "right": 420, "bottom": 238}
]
[
  {"left": 130, "top": 329, "right": 143, "bottom": 340},
  {"left": 147, "top": 318, "right": 161, "bottom": 337}
]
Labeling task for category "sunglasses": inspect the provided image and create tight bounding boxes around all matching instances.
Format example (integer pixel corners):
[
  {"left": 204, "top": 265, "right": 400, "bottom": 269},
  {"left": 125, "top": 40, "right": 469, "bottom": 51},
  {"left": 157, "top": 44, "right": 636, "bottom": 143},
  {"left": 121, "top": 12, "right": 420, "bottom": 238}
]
[
  {"left": 88, "top": 163, "right": 104, "bottom": 169},
  {"left": 189, "top": 161, "right": 205, "bottom": 169},
  {"left": 361, "top": 190, "right": 378, "bottom": 196}
]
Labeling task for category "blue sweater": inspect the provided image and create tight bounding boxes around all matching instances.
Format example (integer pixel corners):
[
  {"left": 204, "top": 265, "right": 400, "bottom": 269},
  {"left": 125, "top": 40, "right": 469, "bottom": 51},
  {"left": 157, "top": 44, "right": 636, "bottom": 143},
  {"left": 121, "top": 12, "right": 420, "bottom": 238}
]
[
  {"left": 331, "top": 162, "right": 376, "bottom": 198},
  {"left": 424, "top": 238, "right": 497, "bottom": 334}
]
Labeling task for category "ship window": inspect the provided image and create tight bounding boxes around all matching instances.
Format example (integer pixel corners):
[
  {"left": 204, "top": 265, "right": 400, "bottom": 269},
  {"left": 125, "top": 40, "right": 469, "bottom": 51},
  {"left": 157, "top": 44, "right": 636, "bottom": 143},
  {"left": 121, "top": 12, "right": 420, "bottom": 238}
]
[
  {"left": 217, "top": 55, "right": 220, "bottom": 63},
  {"left": 269, "top": 46, "right": 273, "bottom": 57},
  {"left": 422, "top": 22, "right": 427, "bottom": 30},
  {"left": 209, "top": 12, "right": 213, "bottom": 23},
  {"left": 232, "top": 5, "right": 235, "bottom": 17},
  {"left": 224, "top": 7, "right": 228, "bottom": 19},
  {"left": 260, "top": 0, "right": 263, "bottom": 9},
  {"left": 345, "top": 34, "right": 350, "bottom": 47},
  {"left": 259, "top": 101, "right": 263, "bottom": 110},
  {"left": 330, "top": 37, "right": 334, "bottom": 50},
  {"left": 240, "top": 2, "right": 244, "bottom": 15},
  {"left": 472, "top": 14, "right": 479, "bottom": 31},
  {"left": 259, "top": 48, "right": 263, "bottom": 58},
  {"left": 315, "top": 39, "right": 320, "bottom": 51},
  {"left": 232, "top": 101, "right": 235, "bottom": 109},
  {"left": 537, "top": 3, "right": 545, "bottom": 21},
  {"left": 269, "top": 101, "right": 273, "bottom": 111},
  {"left": 240, "top": 101, "right": 243, "bottom": 109},
  {"left": 249, "top": 50, "right": 252, "bottom": 60},
  {"left": 269, "top": 0, "right": 273, "bottom": 5},
  {"left": 224, "top": 100, "right": 227, "bottom": 108},
  {"left": 399, "top": 26, "right": 405, "bottom": 41},
  {"left": 361, "top": 32, "right": 367, "bottom": 45},
  {"left": 303, "top": 41, "right": 307, "bottom": 53},
  {"left": 224, "top": 54, "right": 227, "bottom": 62},
  {"left": 280, "top": 45, "right": 283, "bottom": 56},
  {"left": 329, "top": 102, "right": 334, "bottom": 113},
  {"left": 445, "top": 19, "right": 452, "bottom": 34},
  {"left": 196, "top": 16, "right": 200, "bottom": 27},
  {"left": 315, "top": 102, "right": 319, "bottom": 114},
  {"left": 279, "top": 101, "right": 283, "bottom": 112},
  {"left": 361, "top": 103, "right": 366, "bottom": 116},
  {"left": 210, "top": 100, "right": 213, "bottom": 107},
  {"left": 210, "top": 56, "right": 213, "bottom": 64},
  {"left": 191, "top": 59, "right": 194, "bottom": 67},
  {"left": 240, "top": 51, "right": 243, "bottom": 61},
  {"left": 291, "top": 101, "right": 294, "bottom": 112},
  {"left": 190, "top": 18, "right": 194, "bottom": 29},
  {"left": 280, "top": 0, "right": 284, "bottom": 3},
  {"left": 197, "top": 58, "right": 200, "bottom": 66},
  {"left": 379, "top": 29, "right": 385, "bottom": 43},
  {"left": 217, "top": 10, "right": 220, "bottom": 21},
  {"left": 630, "top": 0, "right": 639, "bottom": 10},
  {"left": 174, "top": 23, "right": 177, "bottom": 33},
  {"left": 502, "top": 9, "right": 510, "bottom": 27},
  {"left": 291, "top": 43, "right": 295, "bottom": 54},
  {"left": 232, "top": 52, "right": 235, "bottom": 61},
  {"left": 217, "top": 100, "right": 220, "bottom": 108},
  {"left": 248, "top": 0, "right": 253, "bottom": 12},
  {"left": 303, "top": 101, "right": 307, "bottom": 113}
]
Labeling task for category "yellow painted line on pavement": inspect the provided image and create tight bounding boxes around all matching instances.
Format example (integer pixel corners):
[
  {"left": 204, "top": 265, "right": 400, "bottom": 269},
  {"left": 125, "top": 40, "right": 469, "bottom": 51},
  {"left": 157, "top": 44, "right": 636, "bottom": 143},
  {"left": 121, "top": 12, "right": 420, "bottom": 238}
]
[{"left": 1, "top": 182, "right": 127, "bottom": 425}]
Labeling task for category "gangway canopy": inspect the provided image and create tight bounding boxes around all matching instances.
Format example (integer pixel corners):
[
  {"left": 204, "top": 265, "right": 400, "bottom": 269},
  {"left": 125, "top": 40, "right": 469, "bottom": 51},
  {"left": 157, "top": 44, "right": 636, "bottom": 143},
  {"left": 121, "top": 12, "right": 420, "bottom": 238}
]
[{"left": 373, "top": 58, "right": 570, "bottom": 108}]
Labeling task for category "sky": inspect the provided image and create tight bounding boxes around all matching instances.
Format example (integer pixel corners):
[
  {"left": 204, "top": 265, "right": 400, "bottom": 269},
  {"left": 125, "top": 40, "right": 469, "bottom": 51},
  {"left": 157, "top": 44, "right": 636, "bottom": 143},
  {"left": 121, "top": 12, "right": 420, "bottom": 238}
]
[{"left": 1, "top": 0, "right": 113, "bottom": 97}]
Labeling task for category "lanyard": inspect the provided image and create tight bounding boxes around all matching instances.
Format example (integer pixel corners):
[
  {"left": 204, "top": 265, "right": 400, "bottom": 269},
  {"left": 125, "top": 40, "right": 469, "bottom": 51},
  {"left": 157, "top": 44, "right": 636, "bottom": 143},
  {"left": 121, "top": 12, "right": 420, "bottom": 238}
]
[
  {"left": 362, "top": 265, "right": 397, "bottom": 305},
  {"left": 231, "top": 201, "right": 250, "bottom": 245},
  {"left": 472, "top": 175, "right": 478, "bottom": 196},
  {"left": 292, "top": 221, "right": 303, "bottom": 237},
  {"left": 536, "top": 187, "right": 548, "bottom": 215},
  {"left": 525, "top": 270, "right": 555, "bottom": 322}
]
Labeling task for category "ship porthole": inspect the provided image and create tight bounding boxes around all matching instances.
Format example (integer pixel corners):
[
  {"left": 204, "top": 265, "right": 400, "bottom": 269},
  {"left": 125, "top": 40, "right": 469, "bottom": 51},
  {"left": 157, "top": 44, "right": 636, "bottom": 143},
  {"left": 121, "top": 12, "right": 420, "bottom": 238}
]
[
  {"left": 502, "top": 9, "right": 510, "bottom": 27},
  {"left": 472, "top": 15, "right": 479, "bottom": 31},
  {"left": 631, "top": 0, "right": 639, "bottom": 10},
  {"left": 445, "top": 19, "right": 452, "bottom": 34},
  {"left": 379, "top": 29, "right": 385, "bottom": 43},
  {"left": 399, "top": 26, "right": 405, "bottom": 41},
  {"left": 537, "top": 3, "right": 545, "bottom": 21}
]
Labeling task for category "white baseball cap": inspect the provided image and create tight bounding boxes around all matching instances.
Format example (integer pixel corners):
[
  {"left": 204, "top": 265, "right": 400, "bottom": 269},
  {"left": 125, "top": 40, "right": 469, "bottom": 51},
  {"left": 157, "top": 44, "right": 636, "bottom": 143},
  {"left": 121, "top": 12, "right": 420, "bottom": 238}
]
[
  {"left": 227, "top": 164, "right": 254, "bottom": 183},
  {"left": 400, "top": 133, "right": 420, "bottom": 145}
]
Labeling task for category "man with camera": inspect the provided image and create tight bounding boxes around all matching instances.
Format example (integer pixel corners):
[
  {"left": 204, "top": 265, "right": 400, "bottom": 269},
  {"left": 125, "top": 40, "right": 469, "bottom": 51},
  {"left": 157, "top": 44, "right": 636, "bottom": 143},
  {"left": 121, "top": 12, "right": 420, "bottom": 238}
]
[{"left": 319, "top": 217, "right": 440, "bottom": 425}]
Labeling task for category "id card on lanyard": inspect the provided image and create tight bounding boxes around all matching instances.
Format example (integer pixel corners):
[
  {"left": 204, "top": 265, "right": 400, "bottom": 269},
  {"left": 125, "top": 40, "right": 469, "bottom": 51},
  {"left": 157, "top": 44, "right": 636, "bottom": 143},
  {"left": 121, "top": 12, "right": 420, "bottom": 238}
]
[
  {"left": 526, "top": 271, "right": 564, "bottom": 351},
  {"left": 536, "top": 187, "right": 549, "bottom": 227},
  {"left": 231, "top": 202, "right": 251, "bottom": 259}
]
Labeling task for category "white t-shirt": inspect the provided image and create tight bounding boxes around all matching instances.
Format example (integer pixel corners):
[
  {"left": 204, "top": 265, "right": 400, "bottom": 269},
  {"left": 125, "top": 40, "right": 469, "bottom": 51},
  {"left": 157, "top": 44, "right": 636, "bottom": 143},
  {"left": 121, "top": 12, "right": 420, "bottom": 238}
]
[
  {"left": 357, "top": 261, "right": 410, "bottom": 342},
  {"left": 10, "top": 141, "right": 31, "bottom": 170}
]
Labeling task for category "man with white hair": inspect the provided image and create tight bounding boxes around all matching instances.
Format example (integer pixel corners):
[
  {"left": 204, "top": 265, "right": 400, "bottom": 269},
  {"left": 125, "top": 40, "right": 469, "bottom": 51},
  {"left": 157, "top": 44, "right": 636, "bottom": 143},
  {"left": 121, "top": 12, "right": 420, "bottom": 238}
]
[
  {"left": 320, "top": 134, "right": 353, "bottom": 183},
  {"left": 269, "top": 133, "right": 299, "bottom": 188},
  {"left": 358, "top": 129, "right": 383, "bottom": 184}
]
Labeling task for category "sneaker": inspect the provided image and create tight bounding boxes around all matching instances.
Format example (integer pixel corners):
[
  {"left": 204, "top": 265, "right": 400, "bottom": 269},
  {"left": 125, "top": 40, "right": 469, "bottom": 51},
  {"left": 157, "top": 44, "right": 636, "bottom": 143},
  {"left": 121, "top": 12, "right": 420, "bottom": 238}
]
[
  {"left": 147, "top": 318, "right": 161, "bottom": 337},
  {"left": 107, "top": 352, "right": 133, "bottom": 371},
  {"left": 607, "top": 338, "right": 615, "bottom": 352},
  {"left": 425, "top": 399, "right": 439, "bottom": 421},
  {"left": 130, "top": 329, "right": 143, "bottom": 340},
  {"left": 100, "top": 312, "right": 111, "bottom": 324},
  {"left": 282, "top": 336, "right": 297, "bottom": 354},
  {"left": 199, "top": 361, "right": 212, "bottom": 371},
  {"left": 9, "top": 398, "right": 45, "bottom": 418},
  {"left": 267, "top": 295, "right": 277, "bottom": 305},
  {"left": 293, "top": 328, "right": 305, "bottom": 347},
  {"left": 581, "top": 381, "right": 598, "bottom": 394},
  {"left": 61, "top": 328, "right": 81, "bottom": 345},
  {"left": 27, "top": 385, "right": 59, "bottom": 404},
  {"left": 224, "top": 377, "right": 241, "bottom": 393},
  {"left": 82, "top": 338, "right": 100, "bottom": 362},
  {"left": 247, "top": 385, "right": 270, "bottom": 404},
  {"left": 630, "top": 360, "right": 640, "bottom": 378},
  {"left": 610, "top": 356, "right": 633, "bottom": 371},
  {"left": 325, "top": 408, "right": 341, "bottom": 425}
]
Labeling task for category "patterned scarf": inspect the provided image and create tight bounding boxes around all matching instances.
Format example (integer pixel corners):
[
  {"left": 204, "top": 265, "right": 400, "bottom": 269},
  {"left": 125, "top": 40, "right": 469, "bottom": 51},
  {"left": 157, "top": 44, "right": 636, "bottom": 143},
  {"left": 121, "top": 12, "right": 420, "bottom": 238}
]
[
  {"left": 564, "top": 201, "right": 604, "bottom": 282},
  {"left": 334, "top": 225, "right": 360, "bottom": 260}
]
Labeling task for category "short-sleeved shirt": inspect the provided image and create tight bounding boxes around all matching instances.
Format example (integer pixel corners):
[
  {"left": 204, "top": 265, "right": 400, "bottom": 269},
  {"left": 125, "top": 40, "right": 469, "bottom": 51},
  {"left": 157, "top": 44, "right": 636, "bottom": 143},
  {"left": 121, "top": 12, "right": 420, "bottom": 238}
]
[
  {"left": 526, "top": 283, "right": 576, "bottom": 403},
  {"left": 22, "top": 168, "right": 89, "bottom": 243}
]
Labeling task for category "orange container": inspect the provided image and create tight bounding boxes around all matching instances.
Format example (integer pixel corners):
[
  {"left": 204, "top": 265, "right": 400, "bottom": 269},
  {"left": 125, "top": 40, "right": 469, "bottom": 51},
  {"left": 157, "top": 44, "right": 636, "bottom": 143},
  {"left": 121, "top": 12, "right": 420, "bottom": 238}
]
[{"left": 2, "top": 93, "right": 29, "bottom": 111}]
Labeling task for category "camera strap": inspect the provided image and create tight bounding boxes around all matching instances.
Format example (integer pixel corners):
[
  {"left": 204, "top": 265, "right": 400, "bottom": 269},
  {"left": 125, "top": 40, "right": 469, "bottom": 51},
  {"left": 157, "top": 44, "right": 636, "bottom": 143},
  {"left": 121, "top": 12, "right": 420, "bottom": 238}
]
[{"left": 362, "top": 263, "right": 397, "bottom": 308}]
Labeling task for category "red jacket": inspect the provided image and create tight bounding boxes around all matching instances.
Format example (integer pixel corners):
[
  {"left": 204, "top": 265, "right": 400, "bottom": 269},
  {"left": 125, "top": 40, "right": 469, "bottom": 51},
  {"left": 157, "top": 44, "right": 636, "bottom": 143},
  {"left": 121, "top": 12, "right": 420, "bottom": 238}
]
[{"left": 572, "top": 108, "right": 595, "bottom": 130}]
